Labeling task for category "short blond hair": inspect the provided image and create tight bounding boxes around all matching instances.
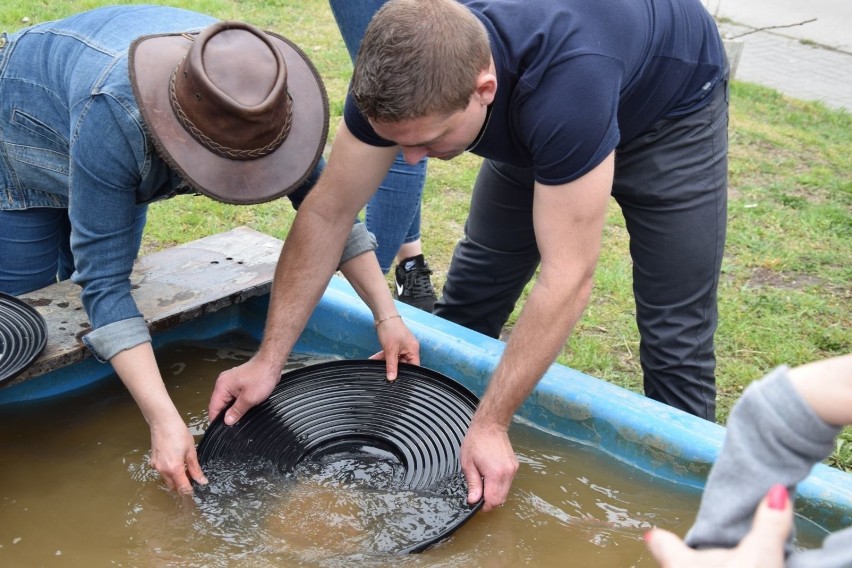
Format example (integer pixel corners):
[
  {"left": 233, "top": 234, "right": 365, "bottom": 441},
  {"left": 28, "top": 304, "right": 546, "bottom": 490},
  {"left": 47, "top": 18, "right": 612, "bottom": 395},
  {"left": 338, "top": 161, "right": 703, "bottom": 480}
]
[{"left": 351, "top": 0, "right": 491, "bottom": 122}]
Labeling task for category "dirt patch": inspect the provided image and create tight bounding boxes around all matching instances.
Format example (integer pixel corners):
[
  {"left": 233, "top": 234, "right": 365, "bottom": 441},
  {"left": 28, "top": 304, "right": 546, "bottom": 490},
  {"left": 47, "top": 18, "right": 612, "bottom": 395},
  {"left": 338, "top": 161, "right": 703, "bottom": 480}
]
[
  {"left": 748, "top": 267, "right": 823, "bottom": 290},
  {"left": 138, "top": 238, "right": 179, "bottom": 257}
]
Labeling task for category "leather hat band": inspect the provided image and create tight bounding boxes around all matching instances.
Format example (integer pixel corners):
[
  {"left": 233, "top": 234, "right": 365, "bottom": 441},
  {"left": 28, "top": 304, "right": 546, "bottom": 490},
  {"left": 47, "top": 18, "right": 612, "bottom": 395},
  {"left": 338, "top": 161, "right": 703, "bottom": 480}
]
[{"left": 169, "top": 67, "right": 293, "bottom": 160}]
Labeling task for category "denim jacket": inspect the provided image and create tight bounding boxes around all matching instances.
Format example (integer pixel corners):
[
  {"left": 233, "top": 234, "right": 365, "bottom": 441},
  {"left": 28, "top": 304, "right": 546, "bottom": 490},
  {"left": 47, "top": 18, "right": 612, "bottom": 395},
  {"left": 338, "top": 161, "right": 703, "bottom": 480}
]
[{"left": 0, "top": 6, "right": 220, "bottom": 361}]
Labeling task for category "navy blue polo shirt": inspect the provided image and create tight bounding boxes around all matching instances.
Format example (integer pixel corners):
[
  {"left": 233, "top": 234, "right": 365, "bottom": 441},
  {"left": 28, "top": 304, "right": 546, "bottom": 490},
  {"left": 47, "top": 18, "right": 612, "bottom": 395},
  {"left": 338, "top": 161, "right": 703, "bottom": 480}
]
[{"left": 343, "top": 0, "right": 725, "bottom": 185}]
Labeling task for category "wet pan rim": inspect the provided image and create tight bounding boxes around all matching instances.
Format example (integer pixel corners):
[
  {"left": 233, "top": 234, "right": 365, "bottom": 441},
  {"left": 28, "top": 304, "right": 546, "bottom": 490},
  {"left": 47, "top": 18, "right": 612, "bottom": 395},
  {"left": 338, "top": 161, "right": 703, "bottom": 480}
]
[{"left": 0, "top": 292, "right": 48, "bottom": 385}]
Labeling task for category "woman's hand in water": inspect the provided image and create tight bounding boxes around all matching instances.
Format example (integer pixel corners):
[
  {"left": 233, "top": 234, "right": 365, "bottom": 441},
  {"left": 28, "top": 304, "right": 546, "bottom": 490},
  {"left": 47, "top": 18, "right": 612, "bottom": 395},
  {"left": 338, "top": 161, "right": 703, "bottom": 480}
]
[{"left": 149, "top": 413, "right": 207, "bottom": 493}]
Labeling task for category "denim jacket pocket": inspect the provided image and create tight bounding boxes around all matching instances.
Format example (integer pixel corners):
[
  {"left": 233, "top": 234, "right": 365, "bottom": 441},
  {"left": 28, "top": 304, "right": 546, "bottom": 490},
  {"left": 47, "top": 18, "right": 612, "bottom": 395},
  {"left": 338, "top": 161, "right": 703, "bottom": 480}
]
[
  {"left": 11, "top": 109, "right": 69, "bottom": 150},
  {"left": 2, "top": 110, "right": 71, "bottom": 203}
]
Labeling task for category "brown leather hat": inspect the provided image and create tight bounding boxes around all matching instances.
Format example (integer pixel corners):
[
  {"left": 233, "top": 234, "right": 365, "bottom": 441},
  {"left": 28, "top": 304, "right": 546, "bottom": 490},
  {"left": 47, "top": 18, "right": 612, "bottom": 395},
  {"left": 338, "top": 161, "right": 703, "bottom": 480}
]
[{"left": 129, "top": 21, "right": 328, "bottom": 204}]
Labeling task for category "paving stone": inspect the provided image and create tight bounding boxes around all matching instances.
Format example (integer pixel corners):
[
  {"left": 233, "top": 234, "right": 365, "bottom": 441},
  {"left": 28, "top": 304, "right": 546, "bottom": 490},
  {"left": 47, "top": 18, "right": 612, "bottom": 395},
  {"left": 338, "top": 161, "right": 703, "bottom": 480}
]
[{"left": 719, "top": 22, "right": 852, "bottom": 111}]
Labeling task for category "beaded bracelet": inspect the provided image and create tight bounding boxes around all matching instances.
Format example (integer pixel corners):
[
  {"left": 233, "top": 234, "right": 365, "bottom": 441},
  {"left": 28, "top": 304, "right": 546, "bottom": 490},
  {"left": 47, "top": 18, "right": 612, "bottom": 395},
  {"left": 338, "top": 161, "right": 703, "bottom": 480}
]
[{"left": 374, "top": 314, "right": 402, "bottom": 328}]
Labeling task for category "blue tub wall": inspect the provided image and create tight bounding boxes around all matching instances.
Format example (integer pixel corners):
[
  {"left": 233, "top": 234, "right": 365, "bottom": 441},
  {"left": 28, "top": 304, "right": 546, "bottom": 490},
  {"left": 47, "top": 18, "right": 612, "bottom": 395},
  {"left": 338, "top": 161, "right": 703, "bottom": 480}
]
[
  {"left": 306, "top": 280, "right": 725, "bottom": 484},
  {"left": 2, "top": 275, "right": 850, "bottom": 531},
  {"left": 303, "top": 278, "right": 852, "bottom": 531}
]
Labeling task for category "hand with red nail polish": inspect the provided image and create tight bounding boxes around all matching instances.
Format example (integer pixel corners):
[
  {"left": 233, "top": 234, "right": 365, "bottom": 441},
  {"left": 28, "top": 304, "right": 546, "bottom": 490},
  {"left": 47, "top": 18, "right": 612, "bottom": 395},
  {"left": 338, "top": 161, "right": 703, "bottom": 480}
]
[
  {"left": 645, "top": 484, "right": 792, "bottom": 568},
  {"left": 645, "top": 354, "right": 852, "bottom": 568}
]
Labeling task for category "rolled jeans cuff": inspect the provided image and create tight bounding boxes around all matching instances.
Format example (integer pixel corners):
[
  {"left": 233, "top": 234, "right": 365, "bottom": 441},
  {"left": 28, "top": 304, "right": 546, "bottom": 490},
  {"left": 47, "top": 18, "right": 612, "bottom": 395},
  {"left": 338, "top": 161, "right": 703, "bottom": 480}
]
[
  {"left": 83, "top": 316, "right": 152, "bottom": 362},
  {"left": 340, "top": 222, "right": 377, "bottom": 266}
]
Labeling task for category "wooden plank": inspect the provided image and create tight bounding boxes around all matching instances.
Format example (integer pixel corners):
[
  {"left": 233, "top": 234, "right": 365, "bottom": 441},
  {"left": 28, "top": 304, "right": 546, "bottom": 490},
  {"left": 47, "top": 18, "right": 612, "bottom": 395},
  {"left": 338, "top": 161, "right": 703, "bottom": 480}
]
[{"left": 6, "top": 226, "right": 282, "bottom": 386}]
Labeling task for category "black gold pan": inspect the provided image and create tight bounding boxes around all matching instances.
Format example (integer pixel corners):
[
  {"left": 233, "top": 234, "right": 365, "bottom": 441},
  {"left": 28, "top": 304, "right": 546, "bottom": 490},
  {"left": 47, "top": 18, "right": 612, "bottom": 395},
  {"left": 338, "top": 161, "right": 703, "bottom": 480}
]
[
  {"left": 0, "top": 292, "right": 47, "bottom": 385},
  {"left": 197, "top": 359, "right": 483, "bottom": 553}
]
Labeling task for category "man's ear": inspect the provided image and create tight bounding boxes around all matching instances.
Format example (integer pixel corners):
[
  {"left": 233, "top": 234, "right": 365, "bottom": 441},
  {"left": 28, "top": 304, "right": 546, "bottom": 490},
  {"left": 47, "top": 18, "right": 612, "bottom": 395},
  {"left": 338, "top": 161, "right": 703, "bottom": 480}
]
[{"left": 474, "top": 68, "right": 498, "bottom": 106}]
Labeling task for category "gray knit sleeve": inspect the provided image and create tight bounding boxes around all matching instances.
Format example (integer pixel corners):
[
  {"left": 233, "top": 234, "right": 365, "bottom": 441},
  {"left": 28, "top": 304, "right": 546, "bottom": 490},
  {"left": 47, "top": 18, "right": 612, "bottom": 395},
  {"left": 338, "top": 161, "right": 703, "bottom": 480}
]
[
  {"left": 684, "top": 366, "right": 842, "bottom": 561},
  {"left": 339, "top": 222, "right": 377, "bottom": 267},
  {"left": 789, "top": 528, "right": 852, "bottom": 568}
]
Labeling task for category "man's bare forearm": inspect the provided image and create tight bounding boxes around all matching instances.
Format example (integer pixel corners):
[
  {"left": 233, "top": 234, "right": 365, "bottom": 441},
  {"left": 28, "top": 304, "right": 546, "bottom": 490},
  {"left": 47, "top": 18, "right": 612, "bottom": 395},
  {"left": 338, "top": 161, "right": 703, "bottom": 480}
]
[
  {"left": 475, "top": 160, "right": 611, "bottom": 430},
  {"left": 255, "top": 205, "right": 353, "bottom": 371},
  {"left": 474, "top": 270, "right": 594, "bottom": 429},
  {"left": 250, "top": 122, "right": 407, "bottom": 372}
]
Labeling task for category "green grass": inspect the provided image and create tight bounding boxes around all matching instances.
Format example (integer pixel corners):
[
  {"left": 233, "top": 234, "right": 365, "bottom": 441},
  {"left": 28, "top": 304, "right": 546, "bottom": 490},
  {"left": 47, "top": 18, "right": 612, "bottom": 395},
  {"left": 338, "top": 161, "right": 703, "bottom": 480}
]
[{"left": 4, "top": 1, "right": 850, "bottom": 470}]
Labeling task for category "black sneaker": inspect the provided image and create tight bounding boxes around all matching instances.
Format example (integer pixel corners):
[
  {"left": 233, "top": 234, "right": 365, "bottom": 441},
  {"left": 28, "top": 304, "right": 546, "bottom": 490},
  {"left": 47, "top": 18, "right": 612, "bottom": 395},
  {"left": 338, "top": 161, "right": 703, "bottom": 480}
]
[{"left": 393, "top": 254, "right": 437, "bottom": 312}]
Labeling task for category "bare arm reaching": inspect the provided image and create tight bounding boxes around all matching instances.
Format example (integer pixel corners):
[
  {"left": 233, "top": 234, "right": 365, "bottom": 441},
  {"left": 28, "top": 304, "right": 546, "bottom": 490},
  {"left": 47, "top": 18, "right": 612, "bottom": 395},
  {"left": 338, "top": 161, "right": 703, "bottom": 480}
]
[
  {"left": 461, "top": 152, "right": 615, "bottom": 511},
  {"left": 208, "top": 123, "right": 412, "bottom": 426},
  {"left": 111, "top": 343, "right": 208, "bottom": 493}
]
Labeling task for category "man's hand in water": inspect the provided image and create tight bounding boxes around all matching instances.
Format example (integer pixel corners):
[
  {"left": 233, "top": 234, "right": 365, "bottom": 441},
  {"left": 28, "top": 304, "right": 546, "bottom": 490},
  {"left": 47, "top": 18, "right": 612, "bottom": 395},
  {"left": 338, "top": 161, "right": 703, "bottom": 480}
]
[{"left": 460, "top": 418, "right": 519, "bottom": 511}]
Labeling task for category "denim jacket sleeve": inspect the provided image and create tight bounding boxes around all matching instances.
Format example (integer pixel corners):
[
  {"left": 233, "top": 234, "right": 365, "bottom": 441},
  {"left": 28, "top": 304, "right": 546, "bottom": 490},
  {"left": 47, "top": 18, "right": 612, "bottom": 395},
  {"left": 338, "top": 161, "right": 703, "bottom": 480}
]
[
  {"left": 69, "top": 92, "right": 152, "bottom": 361},
  {"left": 83, "top": 317, "right": 151, "bottom": 362}
]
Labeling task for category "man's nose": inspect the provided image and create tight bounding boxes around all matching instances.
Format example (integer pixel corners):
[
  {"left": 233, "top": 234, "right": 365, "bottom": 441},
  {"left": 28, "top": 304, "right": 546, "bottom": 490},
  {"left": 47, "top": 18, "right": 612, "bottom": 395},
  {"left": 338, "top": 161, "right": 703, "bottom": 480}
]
[{"left": 401, "top": 146, "right": 429, "bottom": 165}]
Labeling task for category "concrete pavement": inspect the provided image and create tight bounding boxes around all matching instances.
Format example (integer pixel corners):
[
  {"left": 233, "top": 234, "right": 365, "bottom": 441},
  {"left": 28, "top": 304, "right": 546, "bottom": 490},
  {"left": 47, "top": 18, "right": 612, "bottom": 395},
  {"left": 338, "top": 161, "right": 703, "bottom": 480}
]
[
  {"left": 706, "top": 0, "right": 852, "bottom": 111},
  {"left": 708, "top": 0, "right": 851, "bottom": 53}
]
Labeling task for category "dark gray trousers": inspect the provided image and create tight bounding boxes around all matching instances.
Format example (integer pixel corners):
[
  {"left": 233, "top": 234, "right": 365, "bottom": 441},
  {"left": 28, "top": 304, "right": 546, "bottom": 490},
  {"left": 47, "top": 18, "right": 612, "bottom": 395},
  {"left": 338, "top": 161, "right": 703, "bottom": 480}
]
[{"left": 434, "top": 81, "right": 729, "bottom": 421}]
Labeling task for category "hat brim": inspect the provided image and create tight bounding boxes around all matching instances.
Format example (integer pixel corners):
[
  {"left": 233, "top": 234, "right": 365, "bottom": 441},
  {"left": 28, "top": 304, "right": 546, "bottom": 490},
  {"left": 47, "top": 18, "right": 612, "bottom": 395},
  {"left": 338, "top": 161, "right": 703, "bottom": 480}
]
[{"left": 129, "top": 29, "right": 328, "bottom": 205}]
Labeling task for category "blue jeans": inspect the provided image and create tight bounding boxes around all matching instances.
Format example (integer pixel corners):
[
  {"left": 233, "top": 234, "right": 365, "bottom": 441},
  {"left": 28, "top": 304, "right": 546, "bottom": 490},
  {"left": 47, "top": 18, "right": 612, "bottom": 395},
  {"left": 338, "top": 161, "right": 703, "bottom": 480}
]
[
  {"left": 0, "top": 205, "right": 147, "bottom": 295},
  {"left": 329, "top": 0, "right": 427, "bottom": 273}
]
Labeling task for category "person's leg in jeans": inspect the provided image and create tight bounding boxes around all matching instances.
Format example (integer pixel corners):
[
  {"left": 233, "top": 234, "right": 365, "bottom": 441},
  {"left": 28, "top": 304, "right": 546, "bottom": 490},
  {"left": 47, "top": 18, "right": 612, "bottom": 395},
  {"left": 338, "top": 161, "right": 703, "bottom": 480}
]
[
  {"left": 434, "top": 160, "right": 540, "bottom": 337},
  {"left": 363, "top": 158, "right": 427, "bottom": 271},
  {"left": 0, "top": 207, "right": 70, "bottom": 294},
  {"left": 329, "top": 0, "right": 437, "bottom": 311},
  {"left": 612, "top": 81, "right": 729, "bottom": 421},
  {"left": 1, "top": 204, "right": 148, "bottom": 296}
]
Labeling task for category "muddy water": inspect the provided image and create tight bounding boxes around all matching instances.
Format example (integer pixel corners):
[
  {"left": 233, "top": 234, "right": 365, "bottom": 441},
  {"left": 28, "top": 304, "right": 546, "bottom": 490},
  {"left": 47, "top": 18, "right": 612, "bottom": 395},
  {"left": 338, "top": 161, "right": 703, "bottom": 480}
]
[{"left": 0, "top": 334, "right": 808, "bottom": 566}]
